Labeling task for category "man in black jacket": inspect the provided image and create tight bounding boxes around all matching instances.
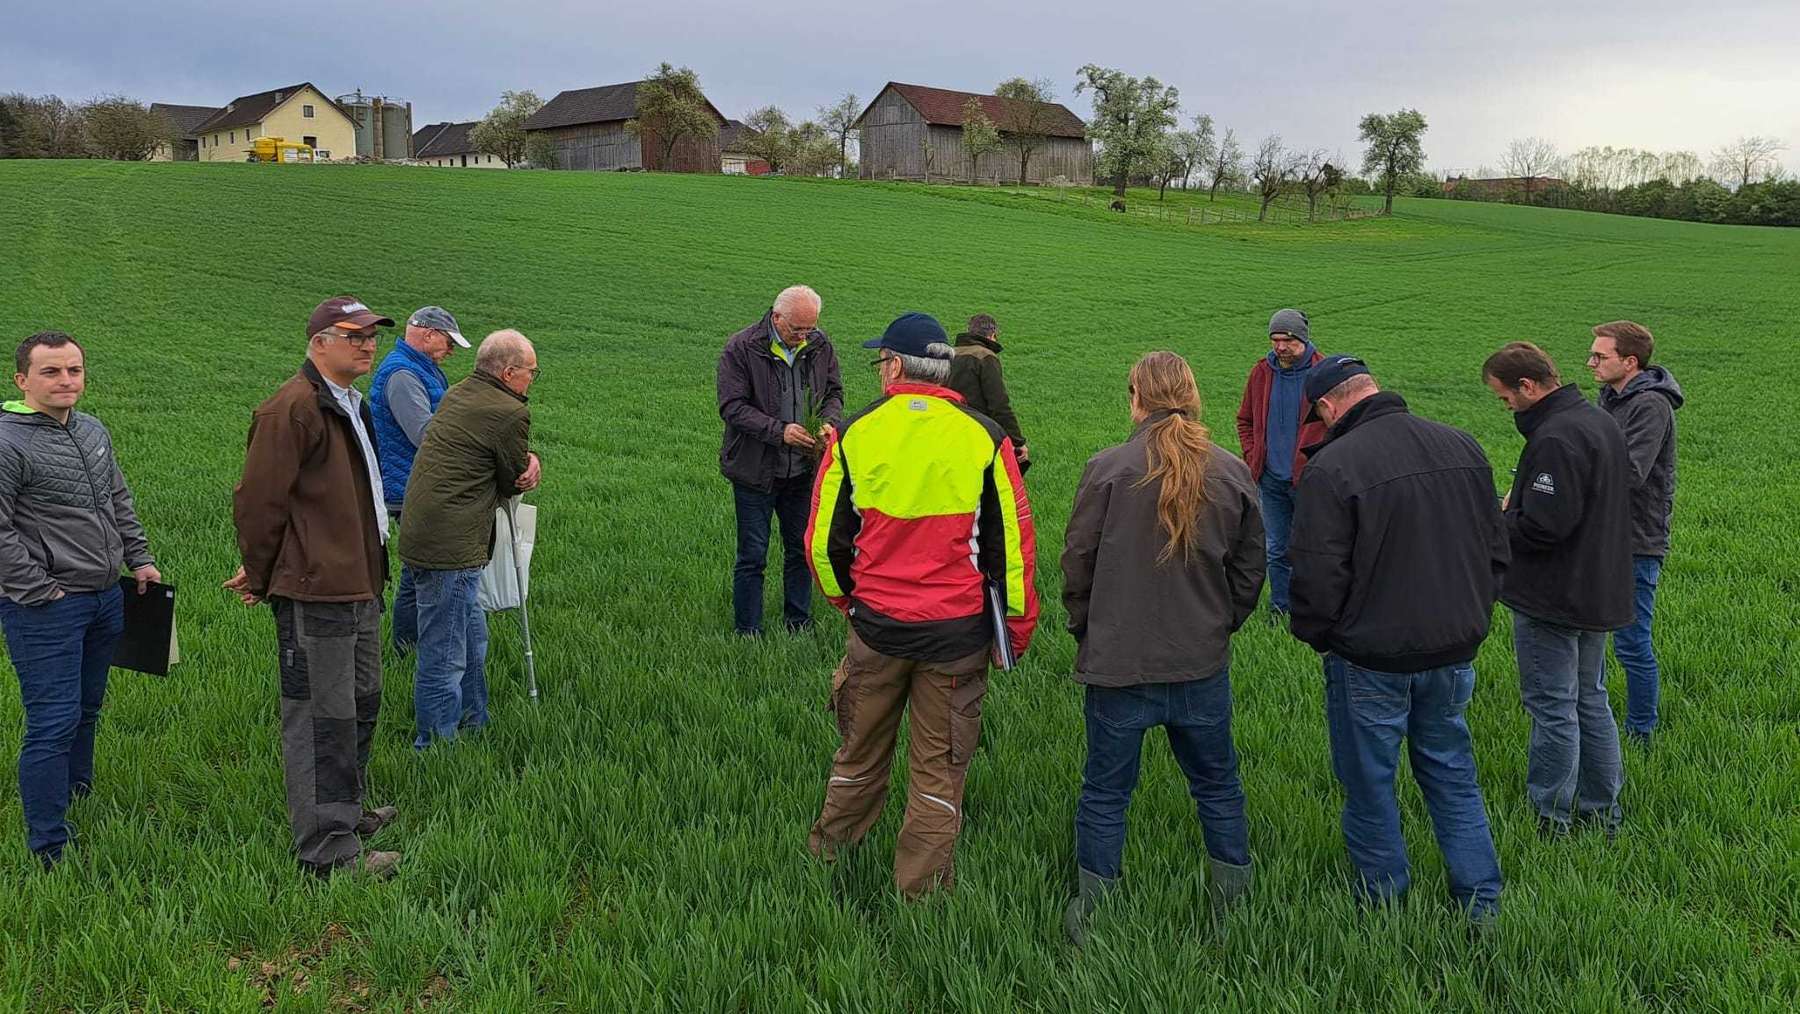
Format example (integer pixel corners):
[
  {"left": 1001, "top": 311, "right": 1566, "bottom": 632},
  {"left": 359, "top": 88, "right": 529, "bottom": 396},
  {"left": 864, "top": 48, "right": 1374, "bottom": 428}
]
[
  {"left": 1588, "top": 321, "right": 1682, "bottom": 746},
  {"left": 716, "top": 285, "right": 844, "bottom": 636},
  {"left": 1289, "top": 355, "right": 1506, "bottom": 921},
  {"left": 1483, "top": 342, "right": 1634, "bottom": 837}
]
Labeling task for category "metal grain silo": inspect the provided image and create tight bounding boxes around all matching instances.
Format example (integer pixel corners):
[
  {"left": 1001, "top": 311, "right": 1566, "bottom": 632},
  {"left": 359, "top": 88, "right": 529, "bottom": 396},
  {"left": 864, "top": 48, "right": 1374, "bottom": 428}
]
[{"left": 336, "top": 90, "right": 415, "bottom": 160}]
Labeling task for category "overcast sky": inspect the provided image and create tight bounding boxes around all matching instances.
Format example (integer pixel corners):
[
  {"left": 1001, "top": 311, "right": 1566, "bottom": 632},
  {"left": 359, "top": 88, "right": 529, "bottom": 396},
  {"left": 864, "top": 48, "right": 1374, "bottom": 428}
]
[{"left": 7, "top": 0, "right": 1797, "bottom": 175}]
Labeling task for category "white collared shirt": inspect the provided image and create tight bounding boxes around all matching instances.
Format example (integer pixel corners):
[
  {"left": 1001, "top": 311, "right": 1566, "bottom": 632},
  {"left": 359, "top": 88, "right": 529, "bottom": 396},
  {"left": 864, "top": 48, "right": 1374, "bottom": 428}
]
[{"left": 322, "top": 376, "right": 390, "bottom": 544}]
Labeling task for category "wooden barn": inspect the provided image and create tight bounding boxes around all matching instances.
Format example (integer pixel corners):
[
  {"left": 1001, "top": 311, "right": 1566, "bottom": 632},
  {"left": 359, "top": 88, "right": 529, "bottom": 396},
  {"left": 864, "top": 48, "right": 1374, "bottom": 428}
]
[
  {"left": 523, "top": 81, "right": 726, "bottom": 172},
  {"left": 853, "top": 82, "right": 1092, "bottom": 185}
]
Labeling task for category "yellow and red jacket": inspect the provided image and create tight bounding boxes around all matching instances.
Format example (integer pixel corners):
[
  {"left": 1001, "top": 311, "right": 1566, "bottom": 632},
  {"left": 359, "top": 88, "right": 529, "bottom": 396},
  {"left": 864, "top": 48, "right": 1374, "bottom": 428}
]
[{"left": 807, "top": 382, "right": 1038, "bottom": 662}]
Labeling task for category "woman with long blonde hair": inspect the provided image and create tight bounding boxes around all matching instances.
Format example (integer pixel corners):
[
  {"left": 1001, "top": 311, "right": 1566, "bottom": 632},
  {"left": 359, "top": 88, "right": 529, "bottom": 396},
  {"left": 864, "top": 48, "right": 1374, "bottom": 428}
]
[{"left": 1059, "top": 351, "right": 1267, "bottom": 946}]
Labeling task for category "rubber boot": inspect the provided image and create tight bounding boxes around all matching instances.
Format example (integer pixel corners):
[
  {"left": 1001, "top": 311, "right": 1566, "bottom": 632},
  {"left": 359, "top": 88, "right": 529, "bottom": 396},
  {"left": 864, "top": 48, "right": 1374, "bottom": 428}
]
[
  {"left": 1206, "top": 856, "right": 1253, "bottom": 932},
  {"left": 1063, "top": 868, "right": 1119, "bottom": 948}
]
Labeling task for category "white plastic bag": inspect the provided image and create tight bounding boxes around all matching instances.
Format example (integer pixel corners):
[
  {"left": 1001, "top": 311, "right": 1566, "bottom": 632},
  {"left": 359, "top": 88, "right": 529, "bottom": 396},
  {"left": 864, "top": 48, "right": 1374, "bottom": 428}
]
[{"left": 478, "top": 500, "right": 537, "bottom": 612}]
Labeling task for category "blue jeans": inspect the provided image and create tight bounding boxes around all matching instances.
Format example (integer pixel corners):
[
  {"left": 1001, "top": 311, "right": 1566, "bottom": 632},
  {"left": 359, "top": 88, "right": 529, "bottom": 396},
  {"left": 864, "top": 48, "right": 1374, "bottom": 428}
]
[
  {"left": 1612, "top": 555, "right": 1663, "bottom": 736},
  {"left": 732, "top": 476, "right": 813, "bottom": 634},
  {"left": 1323, "top": 654, "right": 1503, "bottom": 918},
  {"left": 0, "top": 586, "right": 125, "bottom": 857},
  {"left": 1513, "top": 611, "right": 1623, "bottom": 828},
  {"left": 389, "top": 510, "right": 419, "bottom": 651},
  {"left": 1075, "top": 672, "right": 1250, "bottom": 880},
  {"left": 1258, "top": 470, "right": 1296, "bottom": 612},
  {"left": 412, "top": 566, "right": 489, "bottom": 749}
]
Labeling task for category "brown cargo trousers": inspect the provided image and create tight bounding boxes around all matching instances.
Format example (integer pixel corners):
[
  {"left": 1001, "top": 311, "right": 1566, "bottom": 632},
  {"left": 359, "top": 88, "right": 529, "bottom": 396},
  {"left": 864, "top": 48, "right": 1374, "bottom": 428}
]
[{"left": 808, "top": 630, "right": 989, "bottom": 898}]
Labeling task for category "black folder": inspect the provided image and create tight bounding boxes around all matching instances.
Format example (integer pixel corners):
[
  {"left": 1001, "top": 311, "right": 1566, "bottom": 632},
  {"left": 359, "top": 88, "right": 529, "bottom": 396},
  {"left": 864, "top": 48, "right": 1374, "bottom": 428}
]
[{"left": 112, "top": 577, "right": 177, "bottom": 676}]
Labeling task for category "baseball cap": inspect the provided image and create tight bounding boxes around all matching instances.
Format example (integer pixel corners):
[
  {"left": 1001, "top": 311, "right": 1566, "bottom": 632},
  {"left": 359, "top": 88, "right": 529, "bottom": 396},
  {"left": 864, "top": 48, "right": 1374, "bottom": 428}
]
[
  {"left": 408, "top": 306, "right": 470, "bottom": 348},
  {"left": 306, "top": 296, "right": 394, "bottom": 339},
  {"left": 1303, "top": 355, "right": 1371, "bottom": 421},
  {"left": 863, "top": 312, "right": 951, "bottom": 359}
]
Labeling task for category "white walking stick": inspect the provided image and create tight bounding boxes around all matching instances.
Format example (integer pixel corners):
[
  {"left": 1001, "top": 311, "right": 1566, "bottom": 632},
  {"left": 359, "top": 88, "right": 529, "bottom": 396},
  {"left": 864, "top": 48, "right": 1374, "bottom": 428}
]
[{"left": 504, "top": 497, "right": 539, "bottom": 702}]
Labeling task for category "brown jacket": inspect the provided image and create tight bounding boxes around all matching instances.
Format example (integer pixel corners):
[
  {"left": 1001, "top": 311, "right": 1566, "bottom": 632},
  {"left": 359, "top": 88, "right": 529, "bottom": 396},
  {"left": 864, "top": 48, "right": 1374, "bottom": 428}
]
[
  {"left": 233, "top": 360, "right": 387, "bottom": 602},
  {"left": 398, "top": 370, "right": 531, "bottom": 571},
  {"left": 1061, "top": 413, "right": 1266, "bottom": 686}
]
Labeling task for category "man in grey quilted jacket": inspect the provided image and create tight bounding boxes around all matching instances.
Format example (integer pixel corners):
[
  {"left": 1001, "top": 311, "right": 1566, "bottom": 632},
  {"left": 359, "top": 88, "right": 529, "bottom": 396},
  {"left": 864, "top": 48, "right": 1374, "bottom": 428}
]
[{"left": 0, "top": 330, "right": 160, "bottom": 869}]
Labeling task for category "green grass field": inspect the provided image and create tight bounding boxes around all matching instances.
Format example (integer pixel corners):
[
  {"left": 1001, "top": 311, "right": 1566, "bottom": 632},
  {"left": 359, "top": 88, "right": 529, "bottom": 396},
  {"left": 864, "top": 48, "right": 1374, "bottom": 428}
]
[{"left": 1, "top": 161, "right": 1797, "bottom": 1012}]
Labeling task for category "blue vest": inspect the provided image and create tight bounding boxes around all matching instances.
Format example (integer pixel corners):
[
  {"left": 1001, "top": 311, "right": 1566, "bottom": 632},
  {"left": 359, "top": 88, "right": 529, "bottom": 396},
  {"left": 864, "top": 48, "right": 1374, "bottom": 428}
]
[{"left": 369, "top": 341, "right": 448, "bottom": 508}]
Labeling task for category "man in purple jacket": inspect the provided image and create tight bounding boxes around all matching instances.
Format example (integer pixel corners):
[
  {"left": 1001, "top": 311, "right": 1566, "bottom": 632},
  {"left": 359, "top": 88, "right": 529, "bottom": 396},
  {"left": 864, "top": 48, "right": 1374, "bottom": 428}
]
[{"left": 717, "top": 285, "right": 844, "bottom": 636}]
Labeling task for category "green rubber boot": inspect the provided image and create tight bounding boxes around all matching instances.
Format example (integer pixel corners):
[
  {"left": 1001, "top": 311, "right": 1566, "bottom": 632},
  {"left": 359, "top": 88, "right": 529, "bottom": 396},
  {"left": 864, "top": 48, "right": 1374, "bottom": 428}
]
[
  {"left": 1063, "top": 868, "right": 1120, "bottom": 948},
  {"left": 1206, "top": 856, "right": 1253, "bottom": 932}
]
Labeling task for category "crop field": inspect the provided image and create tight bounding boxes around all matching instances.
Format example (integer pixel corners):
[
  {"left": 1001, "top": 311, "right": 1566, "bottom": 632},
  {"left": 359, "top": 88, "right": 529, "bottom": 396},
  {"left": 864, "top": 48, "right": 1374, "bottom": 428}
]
[{"left": 1, "top": 160, "right": 1797, "bottom": 1011}]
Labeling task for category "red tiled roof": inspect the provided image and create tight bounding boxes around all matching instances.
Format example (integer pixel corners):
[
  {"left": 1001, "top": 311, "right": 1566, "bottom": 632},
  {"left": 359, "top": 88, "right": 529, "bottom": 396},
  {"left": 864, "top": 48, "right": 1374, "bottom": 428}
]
[{"left": 855, "top": 82, "right": 1087, "bottom": 139}]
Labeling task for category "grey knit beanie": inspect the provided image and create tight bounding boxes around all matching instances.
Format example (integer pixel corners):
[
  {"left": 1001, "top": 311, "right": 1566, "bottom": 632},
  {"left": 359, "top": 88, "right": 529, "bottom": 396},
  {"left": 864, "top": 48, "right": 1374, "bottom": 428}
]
[{"left": 1269, "top": 308, "right": 1310, "bottom": 342}]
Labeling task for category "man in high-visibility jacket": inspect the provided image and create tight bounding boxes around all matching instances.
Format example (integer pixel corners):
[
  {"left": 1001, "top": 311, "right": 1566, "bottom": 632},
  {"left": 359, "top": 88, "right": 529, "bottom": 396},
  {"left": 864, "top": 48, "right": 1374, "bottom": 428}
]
[{"left": 805, "top": 311, "right": 1039, "bottom": 898}]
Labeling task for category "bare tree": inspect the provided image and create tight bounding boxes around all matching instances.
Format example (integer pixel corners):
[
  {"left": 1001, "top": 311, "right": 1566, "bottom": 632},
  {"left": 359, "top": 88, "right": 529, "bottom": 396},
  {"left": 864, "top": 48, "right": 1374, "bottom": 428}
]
[
  {"left": 1166, "top": 118, "right": 1213, "bottom": 196},
  {"left": 0, "top": 94, "right": 87, "bottom": 158},
  {"left": 1660, "top": 150, "right": 1703, "bottom": 184},
  {"left": 816, "top": 92, "right": 859, "bottom": 178},
  {"left": 1295, "top": 148, "right": 1339, "bottom": 220},
  {"left": 1250, "top": 134, "right": 1297, "bottom": 221},
  {"left": 79, "top": 95, "right": 163, "bottom": 160},
  {"left": 1500, "top": 136, "right": 1563, "bottom": 201},
  {"left": 993, "top": 77, "right": 1059, "bottom": 185},
  {"left": 1710, "top": 135, "right": 1788, "bottom": 189},
  {"left": 1206, "top": 127, "right": 1243, "bottom": 201}
]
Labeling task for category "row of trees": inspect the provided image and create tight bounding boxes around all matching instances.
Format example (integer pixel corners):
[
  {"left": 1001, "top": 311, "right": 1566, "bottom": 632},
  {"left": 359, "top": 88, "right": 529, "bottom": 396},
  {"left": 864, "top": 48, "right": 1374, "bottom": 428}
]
[
  {"left": 0, "top": 93, "right": 178, "bottom": 161},
  {"left": 1437, "top": 134, "right": 1797, "bottom": 226}
]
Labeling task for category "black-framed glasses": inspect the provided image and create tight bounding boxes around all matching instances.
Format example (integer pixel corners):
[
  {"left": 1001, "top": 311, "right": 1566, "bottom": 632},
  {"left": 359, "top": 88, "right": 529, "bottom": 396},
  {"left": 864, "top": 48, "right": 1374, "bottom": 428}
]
[
  {"left": 508, "top": 363, "right": 542, "bottom": 379},
  {"left": 330, "top": 328, "right": 380, "bottom": 347},
  {"left": 869, "top": 355, "right": 893, "bottom": 369}
]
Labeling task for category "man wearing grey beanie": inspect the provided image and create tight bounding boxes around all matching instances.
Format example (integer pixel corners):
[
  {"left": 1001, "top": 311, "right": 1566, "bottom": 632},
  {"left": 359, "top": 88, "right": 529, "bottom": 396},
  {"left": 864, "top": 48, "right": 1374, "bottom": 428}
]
[{"left": 1235, "top": 308, "right": 1326, "bottom": 620}]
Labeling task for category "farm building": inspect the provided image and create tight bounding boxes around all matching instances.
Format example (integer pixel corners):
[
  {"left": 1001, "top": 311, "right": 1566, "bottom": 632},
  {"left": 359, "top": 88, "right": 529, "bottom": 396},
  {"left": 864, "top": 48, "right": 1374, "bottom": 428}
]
[
  {"left": 523, "top": 81, "right": 725, "bottom": 172},
  {"left": 148, "top": 104, "right": 220, "bottom": 162},
  {"left": 720, "top": 120, "right": 770, "bottom": 175},
  {"left": 853, "top": 82, "right": 1092, "bottom": 185},
  {"left": 412, "top": 121, "right": 506, "bottom": 168},
  {"left": 1442, "top": 175, "right": 1570, "bottom": 199},
  {"left": 189, "top": 83, "right": 355, "bottom": 162},
  {"left": 337, "top": 90, "right": 415, "bottom": 160}
]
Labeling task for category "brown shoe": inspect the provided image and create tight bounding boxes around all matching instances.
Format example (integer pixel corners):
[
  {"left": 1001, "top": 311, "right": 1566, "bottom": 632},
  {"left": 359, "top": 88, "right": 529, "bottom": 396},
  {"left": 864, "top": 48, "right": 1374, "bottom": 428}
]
[
  {"left": 359, "top": 851, "right": 401, "bottom": 879},
  {"left": 356, "top": 805, "right": 398, "bottom": 837}
]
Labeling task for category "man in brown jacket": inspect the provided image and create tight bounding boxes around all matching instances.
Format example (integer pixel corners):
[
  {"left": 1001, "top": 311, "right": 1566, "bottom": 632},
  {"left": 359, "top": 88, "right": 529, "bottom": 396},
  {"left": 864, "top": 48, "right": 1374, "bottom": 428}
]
[
  {"left": 226, "top": 295, "right": 401, "bottom": 878},
  {"left": 947, "top": 313, "right": 1029, "bottom": 472},
  {"left": 399, "top": 330, "right": 540, "bottom": 749}
]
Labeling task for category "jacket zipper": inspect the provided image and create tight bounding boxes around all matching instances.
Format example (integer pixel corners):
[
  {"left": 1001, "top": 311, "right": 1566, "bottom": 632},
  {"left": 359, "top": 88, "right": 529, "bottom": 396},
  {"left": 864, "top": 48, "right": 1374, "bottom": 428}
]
[{"left": 60, "top": 419, "right": 119, "bottom": 563}]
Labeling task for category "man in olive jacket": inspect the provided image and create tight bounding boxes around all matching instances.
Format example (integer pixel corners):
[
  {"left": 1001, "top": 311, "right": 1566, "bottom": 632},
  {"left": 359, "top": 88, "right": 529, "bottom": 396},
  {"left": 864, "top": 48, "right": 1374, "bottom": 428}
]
[
  {"left": 399, "top": 330, "right": 541, "bottom": 749},
  {"left": 947, "top": 313, "right": 1029, "bottom": 471}
]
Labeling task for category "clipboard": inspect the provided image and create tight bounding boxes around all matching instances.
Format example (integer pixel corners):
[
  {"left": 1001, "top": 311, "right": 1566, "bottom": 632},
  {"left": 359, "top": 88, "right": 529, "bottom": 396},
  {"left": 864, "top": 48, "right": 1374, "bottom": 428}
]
[
  {"left": 113, "top": 578, "right": 178, "bottom": 676},
  {"left": 986, "top": 579, "right": 1016, "bottom": 671}
]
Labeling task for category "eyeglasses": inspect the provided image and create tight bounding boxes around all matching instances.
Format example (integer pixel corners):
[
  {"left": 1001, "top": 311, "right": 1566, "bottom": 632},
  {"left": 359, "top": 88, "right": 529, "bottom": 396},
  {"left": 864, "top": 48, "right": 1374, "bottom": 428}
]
[
  {"left": 869, "top": 355, "right": 893, "bottom": 369},
  {"left": 507, "top": 363, "right": 541, "bottom": 379},
  {"left": 329, "top": 328, "right": 380, "bottom": 347},
  {"left": 1586, "top": 352, "right": 1616, "bottom": 363}
]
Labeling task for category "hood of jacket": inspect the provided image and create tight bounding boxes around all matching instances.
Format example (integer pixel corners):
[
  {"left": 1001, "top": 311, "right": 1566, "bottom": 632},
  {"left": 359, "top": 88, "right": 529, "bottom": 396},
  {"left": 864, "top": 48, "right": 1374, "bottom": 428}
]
[
  {"left": 955, "top": 332, "right": 1003, "bottom": 354},
  {"left": 1513, "top": 383, "right": 1586, "bottom": 438},
  {"left": 1599, "top": 365, "right": 1684, "bottom": 412}
]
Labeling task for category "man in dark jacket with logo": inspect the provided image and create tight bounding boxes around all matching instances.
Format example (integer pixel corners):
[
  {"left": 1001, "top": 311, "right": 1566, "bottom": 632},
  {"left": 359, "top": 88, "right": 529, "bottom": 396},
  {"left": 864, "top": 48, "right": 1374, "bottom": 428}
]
[
  {"left": 1289, "top": 356, "right": 1507, "bottom": 921},
  {"left": 947, "top": 313, "right": 1028, "bottom": 471},
  {"left": 399, "top": 330, "right": 540, "bottom": 749},
  {"left": 1588, "top": 320, "right": 1682, "bottom": 746},
  {"left": 0, "top": 331, "right": 160, "bottom": 869},
  {"left": 227, "top": 296, "right": 402, "bottom": 878},
  {"left": 370, "top": 306, "right": 471, "bottom": 653},
  {"left": 1235, "top": 308, "right": 1326, "bottom": 619},
  {"left": 717, "top": 285, "right": 843, "bottom": 636},
  {"left": 1482, "top": 341, "right": 1633, "bottom": 837}
]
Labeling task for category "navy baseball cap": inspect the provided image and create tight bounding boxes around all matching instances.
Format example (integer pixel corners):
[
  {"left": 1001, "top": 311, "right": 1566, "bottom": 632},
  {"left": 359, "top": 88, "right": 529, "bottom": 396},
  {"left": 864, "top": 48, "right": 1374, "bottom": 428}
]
[
  {"left": 863, "top": 312, "right": 951, "bottom": 359},
  {"left": 1303, "top": 355, "right": 1371, "bottom": 421}
]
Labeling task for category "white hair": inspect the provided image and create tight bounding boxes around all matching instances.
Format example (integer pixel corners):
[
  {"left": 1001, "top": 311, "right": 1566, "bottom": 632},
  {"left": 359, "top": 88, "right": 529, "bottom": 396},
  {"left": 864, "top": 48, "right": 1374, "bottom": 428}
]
[
  {"left": 773, "top": 285, "right": 821, "bottom": 318},
  {"left": 476, "top": 328, "right": 533, "bottom": 374},
  {"left": 893, "top": 342, "right": 955, "bottom": 385}
]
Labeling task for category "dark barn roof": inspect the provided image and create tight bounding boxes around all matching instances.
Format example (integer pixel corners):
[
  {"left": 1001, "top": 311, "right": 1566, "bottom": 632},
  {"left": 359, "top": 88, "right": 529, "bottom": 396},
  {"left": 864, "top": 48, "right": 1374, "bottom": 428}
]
[
  {"left": 524, "top": 80, "right": 728, "bottom": 131},
  {"left": 191, "top": 83, "right": 343, "bottom": 134},
  {"left": 414, "top": 121, "right": 479, "bottom": 157},
  {"left": 719, "top": 118, "right": 761, "bottom": 152},
  {"left": 149, "top": 103, "right": 221, "bottom": 138},
  {"left": 855, "top": 82, "right": 1087, "bottom": 139}
]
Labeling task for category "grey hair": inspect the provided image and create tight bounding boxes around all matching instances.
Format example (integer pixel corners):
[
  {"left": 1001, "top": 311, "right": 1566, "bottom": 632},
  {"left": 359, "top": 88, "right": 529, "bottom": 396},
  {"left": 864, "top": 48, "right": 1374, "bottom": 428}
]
[
  {"left": 1322, "top": 372, "right": 1378, "bottom": 406},
  {"left": 773, "top": 285, "right": 821, "bottom": 318},
  {"left": 476, "top": 328, "right": 533, "bottom": 374},
  {"left": 893, "top": 342, "right": 955, "bottom": 385}
]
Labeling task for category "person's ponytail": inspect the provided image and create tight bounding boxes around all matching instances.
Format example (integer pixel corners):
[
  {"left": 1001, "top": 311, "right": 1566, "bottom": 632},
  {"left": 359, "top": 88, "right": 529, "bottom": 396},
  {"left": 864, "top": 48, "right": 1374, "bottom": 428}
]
[{"left": 1128, "top": 352, "right": 1213, "bottom": 563}]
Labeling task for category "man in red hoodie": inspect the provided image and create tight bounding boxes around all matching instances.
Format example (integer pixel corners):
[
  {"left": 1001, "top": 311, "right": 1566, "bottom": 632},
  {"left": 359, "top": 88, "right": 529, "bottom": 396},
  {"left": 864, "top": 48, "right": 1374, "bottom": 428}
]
[{"left": 1235, "top": 308, "right": 1326, "bottom": 619}]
